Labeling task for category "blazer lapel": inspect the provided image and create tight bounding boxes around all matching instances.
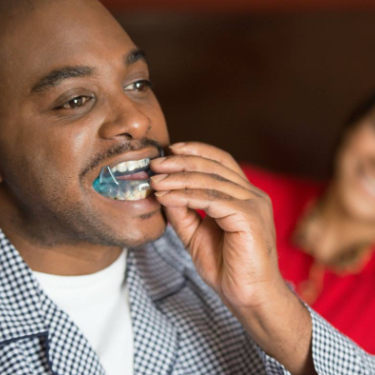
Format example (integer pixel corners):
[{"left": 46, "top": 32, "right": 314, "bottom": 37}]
[
  {"left": 128, "top": 227, "right": 187, "bottom": 375},
  {"left": 0, "top": 229, "right": 105, "bottom": 375},
  {"left": 43, "top": 293, "right": 106, "bottom": 375},
  {"left": 0, "top": 225, "right": 185, "bottom": 375}
]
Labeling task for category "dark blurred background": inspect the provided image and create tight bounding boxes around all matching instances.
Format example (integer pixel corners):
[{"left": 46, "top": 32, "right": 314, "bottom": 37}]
[{"left": 102, "top": 0, "right": 375, "bottom": 180}]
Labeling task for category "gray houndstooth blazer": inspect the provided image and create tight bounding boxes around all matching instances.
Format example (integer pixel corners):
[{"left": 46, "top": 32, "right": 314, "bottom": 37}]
[{"left": 0, "top": 226, "right": 374, "bottom": 374}]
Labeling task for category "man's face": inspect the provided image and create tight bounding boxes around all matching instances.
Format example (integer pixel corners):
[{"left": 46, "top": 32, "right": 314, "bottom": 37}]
[
  {"left": 0, "top": 0, "right": 169, "bottom": 247},
  {"left": 334, "top": 113, "right": 375, "bottom": 222}
]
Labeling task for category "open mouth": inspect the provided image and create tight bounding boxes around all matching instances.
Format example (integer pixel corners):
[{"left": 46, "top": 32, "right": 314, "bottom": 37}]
[{"left": 93, "top": 155, "right": 159, "bottom": 201}]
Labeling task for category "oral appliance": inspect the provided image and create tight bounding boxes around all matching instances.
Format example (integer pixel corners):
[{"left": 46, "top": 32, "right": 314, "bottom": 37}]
[{"left": 93, "top": 147, "right": 164, "bottom": 201}]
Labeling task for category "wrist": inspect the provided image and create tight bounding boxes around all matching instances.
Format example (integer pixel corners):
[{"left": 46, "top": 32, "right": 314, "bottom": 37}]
[
  {"left": 229, "top": 277, "right": 293, "bottom": 328},
  {"left": 227, "top": 280, "right": 315, "bottom": 375}
]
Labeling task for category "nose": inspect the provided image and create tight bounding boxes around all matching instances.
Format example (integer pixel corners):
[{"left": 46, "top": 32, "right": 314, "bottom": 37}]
[{"left": 99, "top": 93, "right": 151, "bottom": 140}]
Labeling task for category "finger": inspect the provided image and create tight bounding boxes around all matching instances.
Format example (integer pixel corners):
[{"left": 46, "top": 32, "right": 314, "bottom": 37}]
[
  {"left": 164, "top": 205, "right": 203, "bottom": 249},
  {"left": 151, "top": 154, "right": 251, "bottom": 191},
  {"left": 165, "top": 206, "right": 223, "bottom": 282},
  {"left": 155, "top": 188, "right": 252, "bottom": 232},
  {"left": 151, "top": 171, "right": 255, "bottom": 200},
  {"left": 151, "top": 155, "right": 269, "bottom": 201},
  {"left": 169, "top": 142, "right": 249, "bottom": 182}
]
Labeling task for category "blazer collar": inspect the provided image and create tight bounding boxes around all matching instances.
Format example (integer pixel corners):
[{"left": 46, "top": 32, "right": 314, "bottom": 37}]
[
  {"left": 129, "top": 225, "right": 188, "bottom": 302},
  {"left": 128, "top": 225, "right": 187, "bottom": 374},
  {"left": 0, "top": 225, "right": 187, "bottom": 375},
  {"left": 0, "top": 229, "right": 105, "bottom": 374},
  {"left": 0, "top": 229, "right": 47, "bottom": 344}
]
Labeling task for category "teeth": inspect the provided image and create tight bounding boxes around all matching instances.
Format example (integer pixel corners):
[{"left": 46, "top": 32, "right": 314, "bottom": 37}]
[
  {"left": 118, "top": 164, "right": 127, "bottom": 173},
  {"left": 127, "top": 161, "right": 139, "bottom": 172},
  {"left": 112, "top": 158, "right": 150, "bottom": 174},
  {"left": 115, "top": 184, "right": 152, "bottom": 201},
  {"left": 95, "top": 158, "right": 154, "bottom": 201}
]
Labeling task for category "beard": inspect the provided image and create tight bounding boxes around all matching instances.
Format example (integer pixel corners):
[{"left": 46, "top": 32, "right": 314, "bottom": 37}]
[{"left": 3, "top": 177, "right": 167, "bottom": 249}]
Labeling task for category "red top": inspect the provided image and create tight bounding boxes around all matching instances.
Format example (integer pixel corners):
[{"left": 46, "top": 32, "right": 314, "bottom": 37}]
[{"left": 241, "top": 164, "right": 375, "bottom": 354}]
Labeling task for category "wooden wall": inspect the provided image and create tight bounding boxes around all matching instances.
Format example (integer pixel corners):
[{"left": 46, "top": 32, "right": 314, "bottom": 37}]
[
  {"left": 114, "top": 12, "right": 375, "bottom": 179},
  {"left": 103, "top": 0, "right": 375, "bottom": 12}
]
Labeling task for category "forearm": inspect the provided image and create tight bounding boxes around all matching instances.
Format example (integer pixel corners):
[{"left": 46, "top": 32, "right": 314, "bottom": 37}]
[
  {"left": 152, "top": 142, "right": 375, "bottom": 374},
  {"left": 229, "top": 282, "right": 316, "bottom": 375},
  {"left": 151, "top": 142, "right": 316, "bottom": 373}
]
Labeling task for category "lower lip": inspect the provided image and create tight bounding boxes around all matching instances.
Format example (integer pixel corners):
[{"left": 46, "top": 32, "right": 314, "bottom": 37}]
[{"left": 93, "top": 187, "right": 161, "bottom": 212}]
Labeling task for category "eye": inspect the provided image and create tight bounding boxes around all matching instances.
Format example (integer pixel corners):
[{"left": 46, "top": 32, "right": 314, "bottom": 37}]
[
  {"left": 60, "top": 96, "right": 93, "bottom": 109},
  {"left": 124, "top": 79, "right": 152, "bottom": 93}
]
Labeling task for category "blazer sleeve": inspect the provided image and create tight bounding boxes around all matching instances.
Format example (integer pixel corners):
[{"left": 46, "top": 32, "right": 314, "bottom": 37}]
[{"left": 256, "top": 306, "right": 375, "bottom": 375}]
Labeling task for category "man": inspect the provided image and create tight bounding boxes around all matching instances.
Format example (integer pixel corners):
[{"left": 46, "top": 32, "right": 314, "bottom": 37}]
[{"left": 0, "top": 0, "right": 373, "bottom": 374}]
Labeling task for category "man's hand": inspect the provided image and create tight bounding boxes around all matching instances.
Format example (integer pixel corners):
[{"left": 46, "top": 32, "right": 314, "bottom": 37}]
[{"left": 150, "top": 142, "right": 315, "bottom": 375}]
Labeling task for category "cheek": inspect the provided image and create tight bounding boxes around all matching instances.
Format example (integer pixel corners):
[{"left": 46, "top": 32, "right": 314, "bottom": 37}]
[
  {"left": 337, "top": 144, "right": 360, "bottom": 178},
  {"left": 146, "top": 97, "right": 169, "bottom": 145},
  {"left": 10, "top": 129, "right": 90, "bottom": 199},
  {"left": 336, "top": 128, "right": 374, "bottom": 176},
  {"left": 154, "top": 119, "right": 169, "bottom": 147}
]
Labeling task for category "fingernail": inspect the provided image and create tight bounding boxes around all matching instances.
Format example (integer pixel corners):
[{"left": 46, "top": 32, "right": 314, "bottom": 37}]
[
  {"left": 155, "top": 191, "right": 170, "bottom": 197},
  {"left": 170, "top": 142, "right": 186, "bottom": 149},
  {"left": 151, "top": 156, "right": 167, "bottom": 164},
  {"left": 150, "top": 174, "right": 168, "bottom": 182}
]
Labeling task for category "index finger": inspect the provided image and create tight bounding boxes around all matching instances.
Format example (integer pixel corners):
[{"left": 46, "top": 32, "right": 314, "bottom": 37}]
[{"left": 169, "top": 142, "right": 249, "bottom": 182}]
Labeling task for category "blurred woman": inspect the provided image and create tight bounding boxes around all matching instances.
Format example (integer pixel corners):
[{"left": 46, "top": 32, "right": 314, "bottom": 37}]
[{"left": 242, "top": 93, "right": 375, "bottom": 353}]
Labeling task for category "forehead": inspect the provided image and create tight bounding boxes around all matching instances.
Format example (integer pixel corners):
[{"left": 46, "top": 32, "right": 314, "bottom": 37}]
[{"left": 0, "top": 1, "right": 136, "bottom": 92}]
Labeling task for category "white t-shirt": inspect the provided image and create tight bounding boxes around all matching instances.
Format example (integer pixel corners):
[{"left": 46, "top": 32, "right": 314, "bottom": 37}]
[{"left": 33, "top": 250, "right": 133, "bottom": 375}]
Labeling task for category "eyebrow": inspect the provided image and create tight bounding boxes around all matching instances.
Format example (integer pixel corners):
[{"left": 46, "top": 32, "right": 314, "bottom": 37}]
[
  {"left": 31, "top": 48, "right": 147, "bottom": 94},
  {"left": 31, "top": 66, "right": 94, "bottom": 93},
  {"left": 125, "top": 48, "right": 147, "bottom": 65}
]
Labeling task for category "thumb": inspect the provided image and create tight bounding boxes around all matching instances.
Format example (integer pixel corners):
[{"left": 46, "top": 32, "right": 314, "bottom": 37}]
[{"left": 164, "top": 206, "right": 201, "bottom": 249}]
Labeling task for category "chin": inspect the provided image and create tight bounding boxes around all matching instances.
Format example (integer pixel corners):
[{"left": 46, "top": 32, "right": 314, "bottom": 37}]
[
  {"left": 341, "top": 189, "right": 375, "bottom": 222},
  {"left": 348, "top": 203, "right": 375, "bottom": 223},
  {"left": 74, "top": 207, "right": 168, "bottom": 248},
  {"left": 115, "top": 211, "right": 168, "bottom": 248}
]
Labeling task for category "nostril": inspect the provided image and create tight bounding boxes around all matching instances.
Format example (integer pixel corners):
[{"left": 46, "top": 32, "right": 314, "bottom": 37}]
[{"left": 119, "top": 133, "right": 133, "bottom": 140}]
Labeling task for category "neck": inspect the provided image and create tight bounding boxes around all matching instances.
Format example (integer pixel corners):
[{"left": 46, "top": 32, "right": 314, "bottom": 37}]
[
  {"left": 297, "top": 182, "right": 375, "bottom": 265},
  {"left": 0, "top": 189, "right": 123, "bottom": 276}
]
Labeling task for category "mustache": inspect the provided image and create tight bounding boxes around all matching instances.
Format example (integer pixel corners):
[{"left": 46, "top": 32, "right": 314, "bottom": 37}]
[{"left": 80, "top": 138, "right": 163, "bottom": 179}]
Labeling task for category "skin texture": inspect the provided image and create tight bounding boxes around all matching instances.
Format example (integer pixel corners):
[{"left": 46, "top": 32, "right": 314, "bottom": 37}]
[
  {"left": 0, "top": 0, "right": 169, "bottom": 273},
  {"left": 150, "top": 142, "right": 315, "bottom": 374},
  {"left": 300, "top": 114, "right": 375, "bottom": 263},
  {"left": 335, "top": 117, "right": 375, "bottom": 221},
  {"left": 0, "top": 1, "right": 315, "bottom": 374}
]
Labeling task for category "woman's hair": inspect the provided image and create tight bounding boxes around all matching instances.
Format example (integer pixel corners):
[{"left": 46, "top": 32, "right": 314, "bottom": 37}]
[
  {"left": 345, "top": 91, "right": 375, "bottom": 131},
  {"left": 329, "top": 91, "right": 375, "bottom": 177}
]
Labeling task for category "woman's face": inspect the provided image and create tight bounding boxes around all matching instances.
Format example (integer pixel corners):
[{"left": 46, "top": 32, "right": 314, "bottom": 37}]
[{"left": 334, "top": 109, "right": 375, "bottom": 222}]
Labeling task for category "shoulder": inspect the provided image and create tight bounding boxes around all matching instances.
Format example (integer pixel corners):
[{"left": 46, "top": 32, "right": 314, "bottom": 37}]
[
  {"left": 143, "top": 227, "right": 266, "bottom": 373},
  {"left": 240, "top": 163, "right": 325, "bottom": 213}
]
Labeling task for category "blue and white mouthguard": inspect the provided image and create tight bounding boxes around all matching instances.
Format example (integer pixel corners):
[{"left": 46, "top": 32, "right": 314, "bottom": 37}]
[{"left": 93, "top": 147, "right": 164, "bottom": 201}]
